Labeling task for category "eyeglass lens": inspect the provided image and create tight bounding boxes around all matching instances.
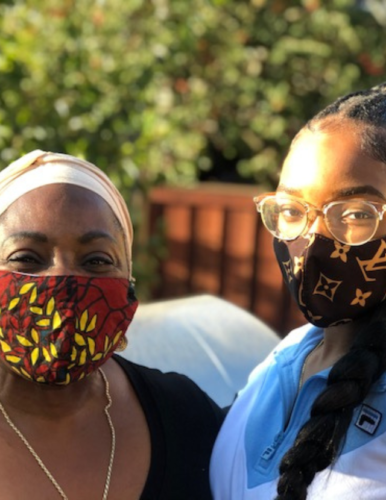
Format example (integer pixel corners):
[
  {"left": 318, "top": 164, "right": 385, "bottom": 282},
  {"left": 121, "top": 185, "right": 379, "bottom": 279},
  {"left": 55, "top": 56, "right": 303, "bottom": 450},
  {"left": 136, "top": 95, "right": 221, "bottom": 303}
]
[{"left": 259, "top": 198, "right": 380, "bottom": 245}]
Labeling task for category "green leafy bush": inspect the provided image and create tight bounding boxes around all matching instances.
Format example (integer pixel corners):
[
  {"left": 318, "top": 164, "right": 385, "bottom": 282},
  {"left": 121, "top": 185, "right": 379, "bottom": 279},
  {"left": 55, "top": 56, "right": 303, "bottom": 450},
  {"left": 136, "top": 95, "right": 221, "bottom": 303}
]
[{"left": 0, "top": 0, "right": 384, "bottom": 293}]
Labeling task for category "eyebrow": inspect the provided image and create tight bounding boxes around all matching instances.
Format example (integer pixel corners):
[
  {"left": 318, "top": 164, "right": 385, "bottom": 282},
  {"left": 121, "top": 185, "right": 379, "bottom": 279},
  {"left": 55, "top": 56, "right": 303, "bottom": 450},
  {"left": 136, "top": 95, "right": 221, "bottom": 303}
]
[
  {"left": 77, "top": 231, "right": 118, "bottom": 245},
  {"left": 277, "top": 184, "right": 386, "bottom": 202},
  {"left": 2, "top": 231, "right": 48, "bottom": 246}
]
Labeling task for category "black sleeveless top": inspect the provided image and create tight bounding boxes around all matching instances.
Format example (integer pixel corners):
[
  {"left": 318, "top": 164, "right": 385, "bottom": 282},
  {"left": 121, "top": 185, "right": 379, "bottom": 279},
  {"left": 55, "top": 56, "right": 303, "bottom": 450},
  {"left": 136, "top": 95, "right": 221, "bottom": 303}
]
[{"left": 113, "top": 355, "right": 225, "bottom": 500}]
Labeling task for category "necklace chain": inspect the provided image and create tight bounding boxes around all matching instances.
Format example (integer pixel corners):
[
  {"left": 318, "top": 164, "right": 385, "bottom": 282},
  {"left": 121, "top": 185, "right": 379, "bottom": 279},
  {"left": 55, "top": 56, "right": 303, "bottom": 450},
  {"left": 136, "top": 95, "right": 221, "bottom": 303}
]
[{"left": 0, "top": 368, "right": 115, "bottom": 500}]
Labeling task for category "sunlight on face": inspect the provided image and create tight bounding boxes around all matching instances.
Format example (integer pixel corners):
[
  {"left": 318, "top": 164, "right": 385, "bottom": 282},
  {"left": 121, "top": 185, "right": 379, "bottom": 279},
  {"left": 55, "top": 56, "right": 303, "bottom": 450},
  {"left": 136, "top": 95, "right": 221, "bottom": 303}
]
[
  {"left": 277, "top": 125, "right": 386, "bottom": 240},
  {"left": 0, "top": 184, "right": 130, "bottom": 278},
  {"left": 279, "top": 127, "right": 386, "bottom": 206}
]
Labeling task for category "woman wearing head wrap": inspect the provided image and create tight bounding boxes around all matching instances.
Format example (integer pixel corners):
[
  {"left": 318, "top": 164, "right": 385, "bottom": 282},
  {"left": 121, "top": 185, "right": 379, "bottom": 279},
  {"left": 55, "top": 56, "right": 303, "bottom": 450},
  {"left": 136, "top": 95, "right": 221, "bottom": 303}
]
[
  {"left": 210, "top": 83, "right": 386, "bottom": 499},
  {"left": 0, "top": 150, "right": 223, "bottom": 499}
]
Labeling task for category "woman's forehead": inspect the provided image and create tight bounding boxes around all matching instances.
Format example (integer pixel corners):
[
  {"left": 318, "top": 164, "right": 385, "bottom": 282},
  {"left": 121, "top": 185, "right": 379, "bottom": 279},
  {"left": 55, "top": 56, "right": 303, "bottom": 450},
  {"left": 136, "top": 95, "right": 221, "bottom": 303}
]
[
  {"left": 279, "top": 128, "right": 386, "bottom": 200},
  {"left": 1, "top": 184, "right": 121, "bottom": 231}
]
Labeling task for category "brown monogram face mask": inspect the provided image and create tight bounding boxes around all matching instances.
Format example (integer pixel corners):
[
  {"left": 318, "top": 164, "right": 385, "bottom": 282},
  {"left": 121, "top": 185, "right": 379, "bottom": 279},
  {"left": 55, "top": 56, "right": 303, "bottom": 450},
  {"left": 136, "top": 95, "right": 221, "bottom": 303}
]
[{"left": 274, "top": 234, "right": 386, "bottom": 328}]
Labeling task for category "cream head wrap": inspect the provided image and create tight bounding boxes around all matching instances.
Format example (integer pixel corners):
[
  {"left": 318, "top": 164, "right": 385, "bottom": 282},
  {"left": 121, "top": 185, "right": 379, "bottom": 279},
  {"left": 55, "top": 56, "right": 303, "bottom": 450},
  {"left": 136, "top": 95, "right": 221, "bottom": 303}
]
[{"left": 0, "top": 150, "right": 133, "bottom": 274}]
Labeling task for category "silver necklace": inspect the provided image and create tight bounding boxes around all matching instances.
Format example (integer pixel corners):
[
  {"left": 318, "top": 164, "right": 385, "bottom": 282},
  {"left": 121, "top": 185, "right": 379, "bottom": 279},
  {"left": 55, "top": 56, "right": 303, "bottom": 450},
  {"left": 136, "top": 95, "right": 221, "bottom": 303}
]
[{"left": 0, "top": 368, "right": 116, "bottom": 500}]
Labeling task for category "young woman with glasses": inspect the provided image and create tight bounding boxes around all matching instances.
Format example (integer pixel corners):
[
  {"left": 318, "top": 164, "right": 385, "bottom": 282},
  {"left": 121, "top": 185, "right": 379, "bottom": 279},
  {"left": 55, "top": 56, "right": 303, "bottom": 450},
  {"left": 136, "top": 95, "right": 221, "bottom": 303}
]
[{"left": 210, "top": 83, "right": 386, "bottom": 500}]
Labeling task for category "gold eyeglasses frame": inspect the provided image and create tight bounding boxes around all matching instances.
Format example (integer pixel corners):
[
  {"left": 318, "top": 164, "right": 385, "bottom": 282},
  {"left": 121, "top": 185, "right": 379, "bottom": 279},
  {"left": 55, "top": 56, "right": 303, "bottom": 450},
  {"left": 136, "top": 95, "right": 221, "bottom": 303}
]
[{"left": 253, "top": 192, "right": 386, "bottom": 245}]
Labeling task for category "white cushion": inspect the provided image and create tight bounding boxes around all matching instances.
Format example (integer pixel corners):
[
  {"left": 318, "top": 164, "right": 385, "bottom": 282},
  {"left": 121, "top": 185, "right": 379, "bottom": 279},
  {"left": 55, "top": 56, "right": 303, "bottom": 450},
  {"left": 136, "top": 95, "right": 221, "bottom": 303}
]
[{"left": 121, "top": 295, "right": 280, "bottom": 406}]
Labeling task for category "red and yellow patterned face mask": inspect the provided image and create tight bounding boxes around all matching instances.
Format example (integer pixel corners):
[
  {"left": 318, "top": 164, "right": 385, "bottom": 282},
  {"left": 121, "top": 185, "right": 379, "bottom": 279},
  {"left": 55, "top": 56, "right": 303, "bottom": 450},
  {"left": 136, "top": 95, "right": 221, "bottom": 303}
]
[{"left": 0, "top": 271, "right": 138, "bottom": 385}]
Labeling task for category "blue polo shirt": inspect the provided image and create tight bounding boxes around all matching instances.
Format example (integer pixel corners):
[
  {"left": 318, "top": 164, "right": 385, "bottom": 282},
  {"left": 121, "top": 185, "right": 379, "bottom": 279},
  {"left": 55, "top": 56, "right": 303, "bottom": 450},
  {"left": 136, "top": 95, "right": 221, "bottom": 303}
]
[{"left": 210, "top": 324, "right": 386, "bottom": 500}]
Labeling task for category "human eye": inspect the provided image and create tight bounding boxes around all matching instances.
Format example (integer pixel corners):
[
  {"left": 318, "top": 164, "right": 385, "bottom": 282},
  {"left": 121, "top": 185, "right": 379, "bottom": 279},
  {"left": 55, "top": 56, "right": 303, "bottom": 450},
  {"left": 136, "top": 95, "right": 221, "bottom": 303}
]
[
  {"left": 343, "top": 210, "right": 372, "bottom": 220},
  {"left": 82, "top": 253, "right": 114, "bottom": 270},
  {"left": 278, "top": 202, "right": 304, "bottom": 222},
  {"left": 340, "top": 204, "right": 376, "bottom": 224},
  {"left": 6, "top": 251, "right": 44, "bottom": 271}
]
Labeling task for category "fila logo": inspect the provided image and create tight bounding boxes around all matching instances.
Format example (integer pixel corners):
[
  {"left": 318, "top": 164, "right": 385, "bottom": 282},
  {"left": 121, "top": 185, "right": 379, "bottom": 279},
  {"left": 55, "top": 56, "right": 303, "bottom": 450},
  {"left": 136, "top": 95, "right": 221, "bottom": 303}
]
[{"left": 355, "top": 405, "right": 382, "bottom": 435}]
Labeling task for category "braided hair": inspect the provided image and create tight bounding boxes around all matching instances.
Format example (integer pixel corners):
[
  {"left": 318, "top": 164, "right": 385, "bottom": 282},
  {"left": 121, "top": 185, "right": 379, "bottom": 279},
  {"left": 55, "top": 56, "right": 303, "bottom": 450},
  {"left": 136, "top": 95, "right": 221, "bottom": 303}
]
[{"left": 275, "top": 83, "right": 386, "bottom": 500}]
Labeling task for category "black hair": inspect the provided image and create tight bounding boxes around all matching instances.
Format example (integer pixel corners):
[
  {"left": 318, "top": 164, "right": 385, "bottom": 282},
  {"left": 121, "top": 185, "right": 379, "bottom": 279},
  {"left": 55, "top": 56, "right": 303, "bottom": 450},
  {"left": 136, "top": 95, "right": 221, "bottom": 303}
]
[
  {"left": 275, "top": 82, "right": 386, "bottom": 500},
  {"left": 308, "top": 82, "right": 386, "bottom": 164}
]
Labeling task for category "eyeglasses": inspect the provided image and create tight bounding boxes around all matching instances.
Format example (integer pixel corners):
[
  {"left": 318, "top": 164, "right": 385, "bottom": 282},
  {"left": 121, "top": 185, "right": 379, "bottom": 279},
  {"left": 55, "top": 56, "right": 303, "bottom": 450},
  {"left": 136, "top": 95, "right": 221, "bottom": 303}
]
[{"left": 253, "top": 192, "right": 386, "bottom": 246}]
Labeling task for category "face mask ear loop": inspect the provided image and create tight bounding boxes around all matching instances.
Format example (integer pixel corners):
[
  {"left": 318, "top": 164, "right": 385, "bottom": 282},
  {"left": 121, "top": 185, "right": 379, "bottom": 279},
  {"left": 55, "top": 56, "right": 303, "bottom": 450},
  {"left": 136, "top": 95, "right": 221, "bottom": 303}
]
[
  {"left": 298, "top": 236, "right": 314, "bottom": 309},
  {"left": 116, "top": 279, "right": 137, "bottom": 353},
  {"left": 114, "top": 335, "right": 128, "bottom": 352},
  {"left": 128, "top": 278, "right": 137, "bottom": 301}
]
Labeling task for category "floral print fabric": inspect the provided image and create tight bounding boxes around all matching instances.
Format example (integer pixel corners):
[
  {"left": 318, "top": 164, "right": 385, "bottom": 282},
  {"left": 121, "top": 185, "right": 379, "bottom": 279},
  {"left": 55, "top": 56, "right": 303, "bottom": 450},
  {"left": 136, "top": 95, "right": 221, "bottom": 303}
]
[{"left": 0, "top": 271, "right": 138, "bottom": 384}]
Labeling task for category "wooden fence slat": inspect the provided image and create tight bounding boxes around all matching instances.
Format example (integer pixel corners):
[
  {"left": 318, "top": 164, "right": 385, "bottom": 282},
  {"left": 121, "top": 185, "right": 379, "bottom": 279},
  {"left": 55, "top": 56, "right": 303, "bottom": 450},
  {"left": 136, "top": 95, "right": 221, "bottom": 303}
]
[
  {"left": 191, "top": 207, "right": 225, "bottom": 295},
  {"left": 148, "top": 183, "right": 306, "bottom": 336}
]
